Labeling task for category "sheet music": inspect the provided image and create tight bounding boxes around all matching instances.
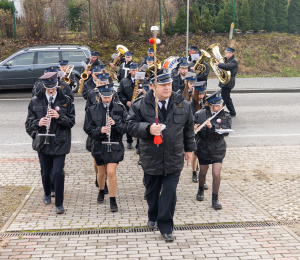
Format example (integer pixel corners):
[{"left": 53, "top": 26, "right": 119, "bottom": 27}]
[
  {"left": 215, "top": 129, "right": 235, "bottom": 135},
  {"left": 191, "top": 54, "right": 200, "bottom": 61},
  {"left": 135, "top": 72, "right": 145, "bottom": 80},
  {"left": 111, "top": 53, "right": 118, "bottom": 59},
  {"left": 140, "top": 64, "right": 148, "bottom": 72},
  {"left": 81, "top": 61, "right": 87, "bottom": 69}
]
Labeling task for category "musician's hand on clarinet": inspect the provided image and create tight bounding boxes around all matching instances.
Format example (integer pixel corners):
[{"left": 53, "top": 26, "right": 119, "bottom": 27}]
[
  {"left": 101, "top": 126, "right": 110, "bottom": 134},
  {"left": 185, "top": 152, "right": 193, "bottom": 166},
  {"left": 49, "top": 109, "right": 59, "bottom": 119},
  {"left": 150, "top": 124, "right": 162, "bottom": 136},
  {"left": 194, "top": 124, "right": 200, "bottom": 131},
  {"left": 126, "top": 101, "right": 132, "bottom": 107},
  {"left": 108, "top": 117, "right": 115, "bottom": 126},
  {"left": 205, "top": 120, "right": 212, "bottom": 129},
  {"left": 38, "top": 117, "right": 49, "bottom": 127}
]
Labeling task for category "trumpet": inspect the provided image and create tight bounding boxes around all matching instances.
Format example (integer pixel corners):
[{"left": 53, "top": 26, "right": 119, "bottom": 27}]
[
  {"left": 37, "top": 93, "right": 55, "bottom": 144},
  {"left": 78, "top": 62, "right": 91, "bottom": 95},
  {"left": 62, "top": 65, "right": 74, "bottom": 85},
  {"left": 102, "top": 102, "right": 119, "bottom": 153},
  {"left": 195, "top": 107, "right": 225, "bottom": 134}
]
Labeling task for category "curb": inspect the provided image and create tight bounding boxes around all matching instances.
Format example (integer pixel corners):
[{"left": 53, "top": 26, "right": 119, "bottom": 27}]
[{"left": 0, "top": 187, "right": 35, "bottom": 233}]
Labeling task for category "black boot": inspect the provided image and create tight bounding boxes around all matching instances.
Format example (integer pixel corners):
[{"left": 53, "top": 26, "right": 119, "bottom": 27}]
[
  {"left": 212, "top": 193, "right": 222, "bottom": 210},
  {"left": 97, "top": 189, "right": 105, "bottom": 204},
  {"left": 203, "top": 182, "right": 208, "bottom": 190},
  {"left": 104, "top": 181, "right": 109, "bottom": 194},
  {"left": 196, "top": 186, "right": 204, "bottom": 201},
  {"left": 110, "top": 197, "right": 118, "bottom": 212},
  {"left": 192, "top": 171, "right": 198, "bottom": 183}
]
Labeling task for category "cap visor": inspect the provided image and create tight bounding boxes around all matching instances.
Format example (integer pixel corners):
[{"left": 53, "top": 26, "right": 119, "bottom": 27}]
[
  {"left": 44, "top": 83, "right": 58, "bottom": 89},
  {"left": 100, "top": 91, "right": 113, "bottom": 97},
  {"left": 157, "top": 78, "right": 173, "bottom": 84}
]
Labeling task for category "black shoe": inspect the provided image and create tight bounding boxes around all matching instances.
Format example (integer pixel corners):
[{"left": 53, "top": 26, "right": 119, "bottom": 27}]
[
  {"left": 95, "top": 176, "right": 99, "bottom": 188},
  {"left": 142, "top": 176, "right": 146, "bottom": 186},
  {"left": 161, "top": 233, "right": 175, "bottom": 242},
  {"left": 97, "top": 189, "right": 105, "bottom": 204},
  {"left": 110, "top": 197, "right": 118, "bottom": 212},
  {"left": 203, "top": 183, "right": 208, "bottom": 190},
  {"left": 127, "top": 143, "right": 133, "bottom": 149},
  {"left": 138, "top": 159, "right": 141, "bottom": 165},
  {"left": 196, "top": 187, "right": 204, "bottom": 201},
  {"left": 192, "top": 171, "right": 198, "bottom": 183},
  {"left": 147, "top": 221, "right": 157, "bottom": 229},
  {"left": 212, "top": 193, "right": 222, "bottom": 210},
  {"left": 51, "top": 191, "right": 55, "bottom": 197},
  {"left": 136, "top": 148, "right": 140, "bottom": 155},
  {"left": 56, "top": 205, "right": 65, "bottom": 214},
  {"left": 104, "top": 181, "right": 109, "bottom": 194},
  {"left": 43, "top": 194, "right": 51, "bottom": 205}
]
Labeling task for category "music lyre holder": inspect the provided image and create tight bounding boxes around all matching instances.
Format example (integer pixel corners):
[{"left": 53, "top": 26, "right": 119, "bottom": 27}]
[{"left": 102, "top": 140, "right": 119, "bottom": 153}]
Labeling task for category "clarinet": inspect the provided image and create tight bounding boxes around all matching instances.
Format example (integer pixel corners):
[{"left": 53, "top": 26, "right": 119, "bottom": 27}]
[
  {"left": 195, "top": 107, "right": 225, "bottom": 134},
  {"left": 102, "top": 102, "right": 119, "bottom": 152},
  {"left": 38, "top": 93, "right": 55, "bottom": 144}
]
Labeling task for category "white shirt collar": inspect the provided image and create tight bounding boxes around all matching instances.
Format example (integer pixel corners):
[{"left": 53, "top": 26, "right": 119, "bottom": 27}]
[
  {"left": 210, "top": 109, "right": 216, "bottom": 115},
  {"left": 131, "top": 77, "right": 135, "bottom": 83},
  {"left": 103, "top": 102, "right": 110, "bottom": 108},
  {"left": 152, "top": 92, "right": 169, "bottom": 109},
  {"left": 45, "top": 92, "right": 57, "bottom": 103}
]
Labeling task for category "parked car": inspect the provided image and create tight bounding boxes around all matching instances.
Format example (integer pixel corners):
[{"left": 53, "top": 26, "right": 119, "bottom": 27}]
[{"left": 0, "top": 45, "right": 90, "bottom": 93}]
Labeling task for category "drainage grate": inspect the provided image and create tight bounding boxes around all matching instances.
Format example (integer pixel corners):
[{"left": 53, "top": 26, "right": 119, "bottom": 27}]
[{"left": 0, "top": 221, "right": 299, "bottom": 237}]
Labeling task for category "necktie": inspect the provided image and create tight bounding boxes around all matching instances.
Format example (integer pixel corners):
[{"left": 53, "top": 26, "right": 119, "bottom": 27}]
[{"left": 160, "top": 100, "right": 167, "bottom": 120}]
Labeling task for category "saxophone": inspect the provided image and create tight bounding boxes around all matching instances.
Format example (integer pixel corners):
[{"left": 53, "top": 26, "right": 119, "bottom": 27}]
[
  {"left": 131, "top": 79, "right": 140, "bottom": 103},
  {"left": 78, "top": 62, "right": 91, "bottom": 94}
]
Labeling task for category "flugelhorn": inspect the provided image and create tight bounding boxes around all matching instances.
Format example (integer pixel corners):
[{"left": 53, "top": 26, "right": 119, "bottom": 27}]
[{"left": 62, "top": 65, "right": 74, "bottom": 85}]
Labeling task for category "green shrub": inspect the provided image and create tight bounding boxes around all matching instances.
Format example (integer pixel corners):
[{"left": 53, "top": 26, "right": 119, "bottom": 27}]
[
  {"left": 250, "top": 0, "right": 265, "bottom": 32},
  {"left": 165, "top": 19, "right": 176, "bottom": 36},
  {"left": 223, "top": 0, "right": 234, "bottom": 32},
  {"left": 213, "top": 9, "right": 225, "bottom": 33},
  {"left": 288, "top": 0, "right": 300, "bottom": 33},
  {"left": 238, "top": 0, "right": 251, "bottom": 32},
  {"left": 0, "top": 0, "right": 13, "bottom": 12},
  {"left": 264, "top": 0, "right": 277, "bottom": 32},
  {"left": 68, "top": 0, "right": 87, "bottom": 32},
  {"left": 201, "top": 10, "right": 213, "bottom": 33},
  {"left": 175, "top": 6, "right": 187, "bottom": 34},
  {"left": 275, "top": 0, "right": 288, "bottom": 32}
]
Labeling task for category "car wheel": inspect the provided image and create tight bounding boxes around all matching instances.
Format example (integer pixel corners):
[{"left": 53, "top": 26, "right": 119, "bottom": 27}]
[{"left": 72, "top": 77, "right": 80, "bottom": 93}]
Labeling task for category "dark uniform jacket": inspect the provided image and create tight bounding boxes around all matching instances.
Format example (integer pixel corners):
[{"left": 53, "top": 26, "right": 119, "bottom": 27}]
[
  {"left": 82, "top": 75, "right": 115, "bottom": 101},
  {"left": 188, "top": 61, "right": 210, "bottom": 83},
  {"left": 189, "top": 99, "right": 204, "bottom": 115},
  {"left": 68, "top": 72, "right": 76, "bottom": 89},
  {"left": 127, "top": 90, "right": 196, "bottom": 175},
  {"left": 82, "top": 58, "right": 104, "bottom": 81},
  {"left": 218, "top": 55, "right": 238, "bottom": 89},
  {"left": 172, "top": 74, "right": 185, "bottom": 93},
  {"left": 140, "top": 56, "right": 150, "bottom": 66},
  {"left": 194, "top": 106, "right": 231, "bottom": 161},
  {"left": 25, "top": 88, "right": 75, "bottom": 156},
  {"left": 117, "top": 73, "right": 135, "bottom": 110},
  {"left": 85, "top": 90, "right": 120, "bottom": 152},
  {"left": 83, "top": 100, "right": 127, "bottom": 163},
  {"left": 117, "top": 61, "right": 133, "bottom": 82},
  {"left": 32, "top": 80, "right": 74, "bottom": 102}
]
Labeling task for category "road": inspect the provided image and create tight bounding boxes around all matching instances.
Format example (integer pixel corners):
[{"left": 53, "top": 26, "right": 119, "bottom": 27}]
[{"left": 0, "top": 92, "right": 299, "bottom": 154}]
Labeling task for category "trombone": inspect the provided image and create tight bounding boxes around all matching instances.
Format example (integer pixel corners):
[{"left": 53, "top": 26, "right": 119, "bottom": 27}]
[{"left": 62, "top": 65, "right": 74, "bottom": 85}]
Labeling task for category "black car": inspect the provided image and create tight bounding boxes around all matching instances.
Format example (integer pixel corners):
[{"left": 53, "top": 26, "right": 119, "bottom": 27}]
[{"left": 0, "top": 45, "right": 90, "bottom": 93}]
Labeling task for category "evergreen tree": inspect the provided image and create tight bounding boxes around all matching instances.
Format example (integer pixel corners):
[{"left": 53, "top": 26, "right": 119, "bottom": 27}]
[
  {"left": 175, "top": 6, "right": 187, "bottom": 34},
  {"left": 250, "top": 0, "right": 265, "bottom": 32},
  {"left": 275, "top": 0, "right": 288, "bottom": 32},
  {"left": 288, "top": 0, "right": 300, "bottom": 33},
  {"left": 213, "top": 8, "right": 226, "bottom": 32},
  {"left": 264, "top": 0, "right": 277, "bottom": 32},
  {"left": 201, "top": 9, "right": 214, "bottom": 32},
  {"left": 165, "top": 19, "right": 176, "bottom": 36},
  {"left": 238, "top": 0, "right": 251, "bottom": 32},
  {"left": 223, "top": 0, "right": 234, "bottom": 32}
]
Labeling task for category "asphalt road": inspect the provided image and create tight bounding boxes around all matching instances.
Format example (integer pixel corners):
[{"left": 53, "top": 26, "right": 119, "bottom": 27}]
[{"left": 0, "top": 92, "right": 299, "bottom": 154}]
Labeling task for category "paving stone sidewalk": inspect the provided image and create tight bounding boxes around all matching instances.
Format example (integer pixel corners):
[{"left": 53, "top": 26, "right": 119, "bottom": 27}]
[{"left": 1, "top": 226, "right": 300, "bottom": 259}]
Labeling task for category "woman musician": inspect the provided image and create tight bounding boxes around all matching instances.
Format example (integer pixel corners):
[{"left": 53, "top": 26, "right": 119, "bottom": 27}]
[
  {"left": 84, "top": 83, "right": 127, "bottom": 212},
  {"left": 180, "top": 72, "right": 197, "bottom": 100},
  {"left": 194, "top": 91, "right": 232, "bottom": 210}
]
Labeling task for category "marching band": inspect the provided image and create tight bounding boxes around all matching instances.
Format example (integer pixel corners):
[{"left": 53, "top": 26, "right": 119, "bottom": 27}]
[{"left": 25, "top": 41, "right": 238, "bottom": 242}]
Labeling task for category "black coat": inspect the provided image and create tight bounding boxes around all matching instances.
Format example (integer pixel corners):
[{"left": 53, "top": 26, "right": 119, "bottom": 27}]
[
  {"left": 188, "top": 61, "right": 210, "bottom": 83},
  {"left": 218, "top": 55, "right": 239, "bottom": 89},
  {"left": 127, "top": 90, "right": 196, "bottom": 175},
  {"left": 194, "top": 106, "right": 231, "bottom": 161},
  {"left": 82, "top": 78, "right": 96, "bottom": 100},
  {"left": 189, "top": 99, "right": 204, "bottom": 115},
  {"left": 172, "top": 74, "right": 185, "bottom": 93},
  {"left": 117, "top": 61, "right": 133, "bottom": 82},
  {"left": 25, "top": 88, "right": 75, "bottom": 155},
  {"left": 68, "top": 72, "right": 76, "bottom": 88},
  {"left": 117, "top": 73, "right": 135, "bottom": 110},
  {"left": 81, "top": 58, "right": 104, "bottom": 81},
  {"left": 32, "top": 80, "right": 74, "bottom": 102},
  {"left": 83, "top": 100, "right": 127, "bottom": 163}
]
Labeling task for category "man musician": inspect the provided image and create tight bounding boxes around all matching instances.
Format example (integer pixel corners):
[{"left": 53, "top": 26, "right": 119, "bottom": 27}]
[
  {"left": 58, "top": 60, "right": 76, "bottom": 91},
  {"left": 140, "top": 48, "right": 155, "bottom": 66},
  {"left": 25, "top": 72, "right": 75, "bottom": 214},
  {"left": 116, "top": 51, "right": 134, "bottom": 83},
  {"left": 172, "top": 61, "right": 189, "bottom": 93},
  {"left": 189, "top": 49, "right": 210, "bottom": 84},
  {"left": 109, "top": 46, "right": 126, "bottom": 71},
  {"left": 127, "top": 73, "right": 196, "bottom": 242},
  {"left": 80, "top": 51, "right": 104, "bottom": 85}
]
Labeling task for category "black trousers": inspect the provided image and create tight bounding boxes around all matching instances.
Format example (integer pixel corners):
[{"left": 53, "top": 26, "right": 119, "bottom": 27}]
[
  {"left": 221, "top": 87, "right": 236, "bottom": 115},
  {"left": 144, "top": 172, "right": 181, "bottom": 234},
  {"left": 38, "top": 152, "right": 66, "bottom": 207},
  {"left": 126, "top": 133, "right": 133, "bottom": 144}
]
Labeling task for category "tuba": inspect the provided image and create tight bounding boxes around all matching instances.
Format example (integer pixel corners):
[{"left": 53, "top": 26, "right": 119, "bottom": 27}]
[
  {"left": 114, "top": 45, "right": 128, "bottom": 67},
  {"left": 62, "top": 65, "right": 74, "bottom": 85},
  {"left": 206, "top": 43, "right": 231, "bottom": 85},
  {"left": 194, "top": 50, "right": 211, "bottom": 75},
  {"left": 78, "top": 62, "right": 91, "bottom": 95}
]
